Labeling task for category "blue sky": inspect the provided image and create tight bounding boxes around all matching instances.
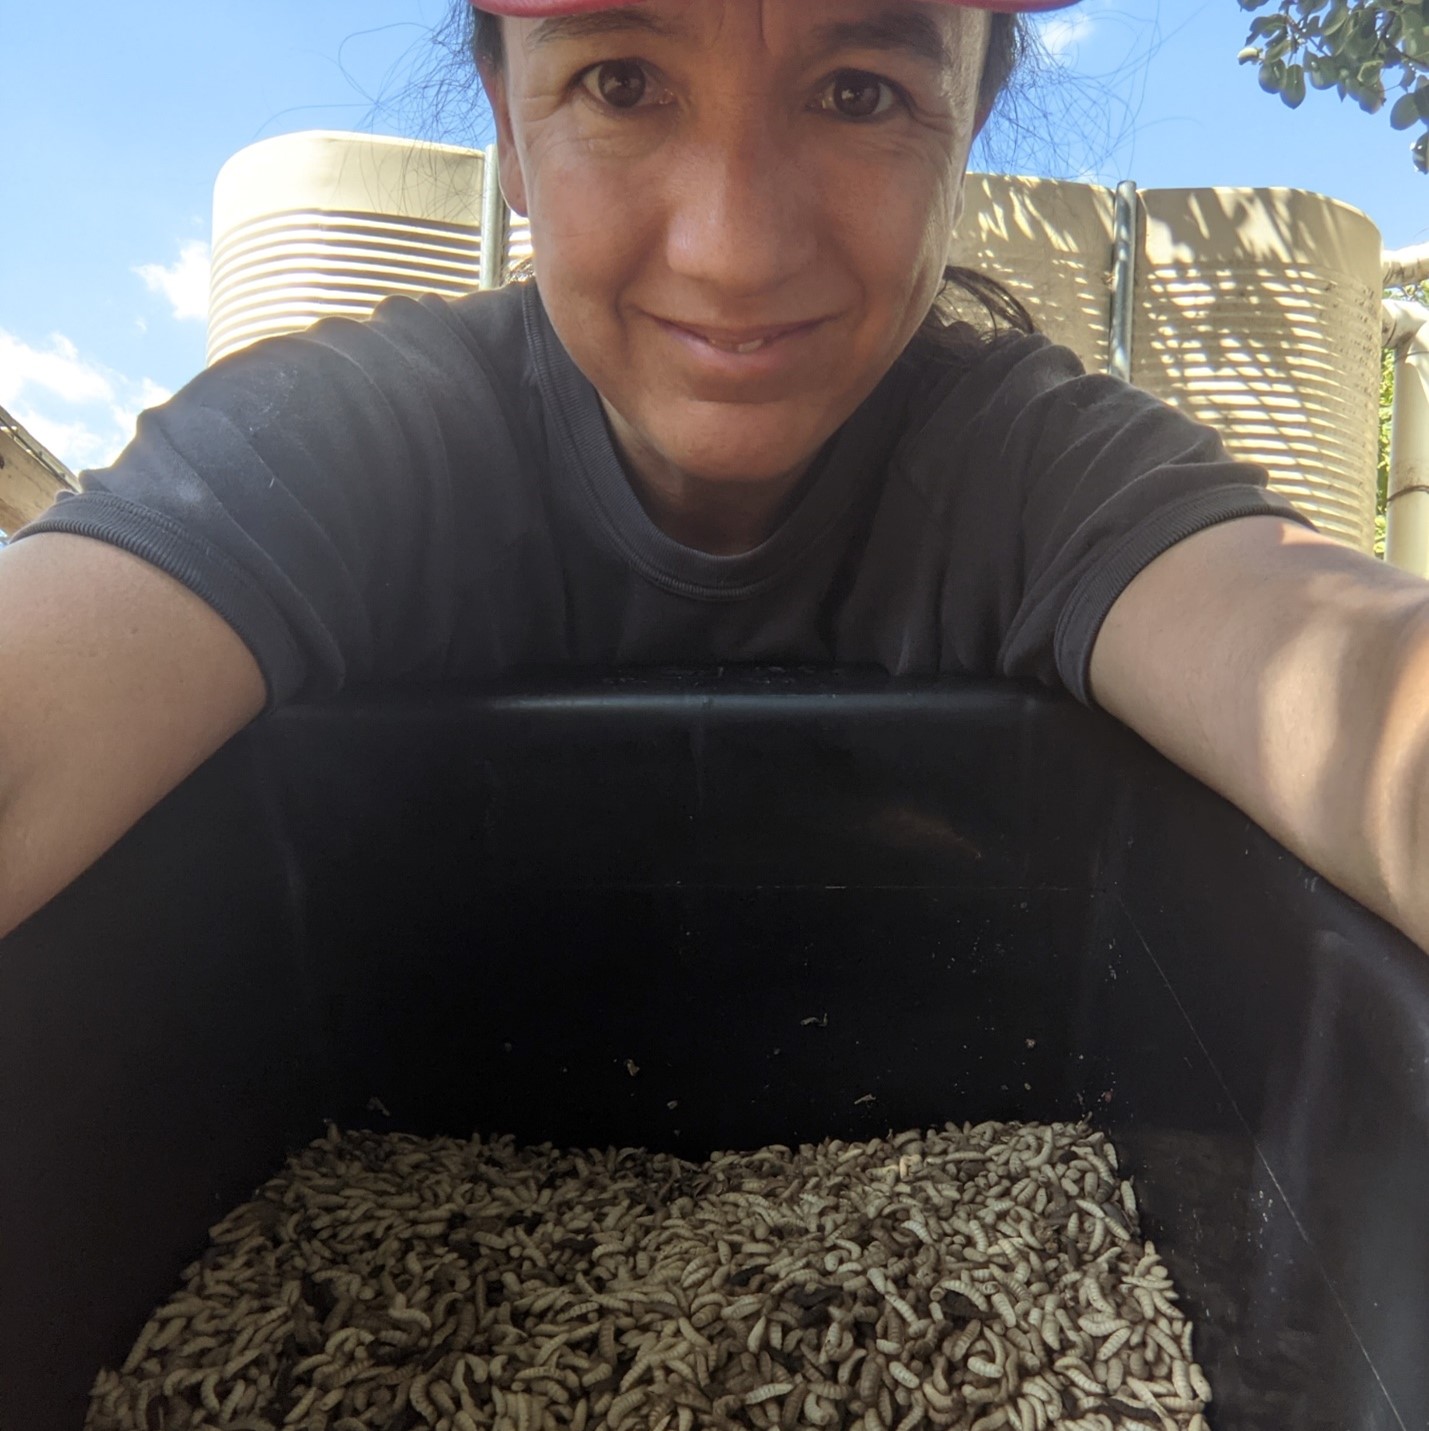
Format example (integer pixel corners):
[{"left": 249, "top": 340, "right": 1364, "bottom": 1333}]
[{"left": 4, "top": 0, "right": 1425, "bottom": 475}]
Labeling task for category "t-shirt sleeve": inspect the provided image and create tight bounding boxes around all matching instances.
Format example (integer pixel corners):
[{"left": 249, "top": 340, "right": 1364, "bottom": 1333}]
[
  {"left": 12, "top": 292, "right": 524, "bottom": 709},
  {"left": 914, "top": 334, "right": 1315, "bottom": 704}
]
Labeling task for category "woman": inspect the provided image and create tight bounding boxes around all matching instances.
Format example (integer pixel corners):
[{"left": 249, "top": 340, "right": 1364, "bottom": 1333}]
[{"left": 2, "top": 0, "right": 1427, "bottom": 952}]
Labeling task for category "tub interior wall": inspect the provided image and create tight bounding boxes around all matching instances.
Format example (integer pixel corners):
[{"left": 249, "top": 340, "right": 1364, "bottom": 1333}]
[
  {"left": 1108, "top": 751, "right": 1429, "bottom": 1431},
  {"left": 2, "top": 678, "right": 1425, "bottom": 1431}
]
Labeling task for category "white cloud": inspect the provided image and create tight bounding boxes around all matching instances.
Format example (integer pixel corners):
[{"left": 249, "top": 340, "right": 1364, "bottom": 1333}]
[
  {"left": 135, "top": 239, "right": 211, "bottom": 323},
  {"left": 1038, "top": 11, "right": 1095, "bottom": 59},
  {"left": 0, "top": 330, "right": 114, "bottom": 407},
  {"left": 0, "top": 327, "right": 169, "bottom": 473}
]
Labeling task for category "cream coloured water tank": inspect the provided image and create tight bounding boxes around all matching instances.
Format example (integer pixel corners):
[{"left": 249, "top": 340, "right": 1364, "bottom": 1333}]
[
  {"left": 1132, "top": 187, "right": 1381, "bottom": 552},
  {"left": 946, "top": 173, "right": 1116, "bottom": 373},
  {"left": 207, "top": 131, "right": 490, "bottom": 366},
  {"left": 948, "top": 176, "right": 1382, "bottom": 552}
]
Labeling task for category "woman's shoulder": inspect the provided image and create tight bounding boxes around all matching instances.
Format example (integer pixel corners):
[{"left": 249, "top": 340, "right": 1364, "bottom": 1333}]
[
  {"left": 885, "top": 319, "right": 1241, "bottom": 532},
  {"left": 167, "top": 281, "right": 545, "bottom": 467},
  {"left": 896, "top": 319, "right": 1201, "bottom": 455},
  {"left": 899, "top": 322, "right": 1083, "bottom": 410},
  {"left": 298, "top": 280, "right": 537, "bottom": 392}
]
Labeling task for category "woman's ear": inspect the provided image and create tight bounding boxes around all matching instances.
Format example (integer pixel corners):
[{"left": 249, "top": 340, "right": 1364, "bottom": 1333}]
[{"left": 476, "top": 56, "right": 530, "bottom": 217}]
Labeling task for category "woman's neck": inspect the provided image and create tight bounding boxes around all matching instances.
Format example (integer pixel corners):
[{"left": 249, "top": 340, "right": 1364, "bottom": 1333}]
[{"left": 601, "top": 397, "right": 815, "bottom": 556}]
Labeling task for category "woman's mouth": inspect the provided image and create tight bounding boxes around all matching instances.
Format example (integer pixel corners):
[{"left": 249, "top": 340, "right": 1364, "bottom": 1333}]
[
  {"left": 649, "top": 315, "right": 828, "bottom": 378},
  {"left": 659, "top": 317, "right": 823, "bottom": 353}
]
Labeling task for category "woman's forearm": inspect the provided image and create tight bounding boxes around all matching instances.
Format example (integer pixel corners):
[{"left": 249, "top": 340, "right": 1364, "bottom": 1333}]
[
  {"left": 1091, "top": 517, "right": 1429, "bottom": 954},
  {"left": 1348, "top": 604, "right": 1429, "bottom": 951}
]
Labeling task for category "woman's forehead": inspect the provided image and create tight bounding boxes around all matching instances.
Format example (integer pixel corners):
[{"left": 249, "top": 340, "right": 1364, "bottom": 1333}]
[{"left": 509, "top": 0, "right": 986, "bottom": 63}]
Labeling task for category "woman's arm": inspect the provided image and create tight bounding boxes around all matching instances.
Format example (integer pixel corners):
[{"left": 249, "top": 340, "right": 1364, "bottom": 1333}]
[
  {"left": 0, "top": 533, "right": 266, "bottom": 939},
  {"left": 1089, "top": 515, "right": 1429, "bottom": 951}
]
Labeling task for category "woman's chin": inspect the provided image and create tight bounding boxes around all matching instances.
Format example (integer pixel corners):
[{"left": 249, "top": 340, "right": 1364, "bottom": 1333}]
[{"left": 637, "top": 413, "right": 837, "bottom": 488}]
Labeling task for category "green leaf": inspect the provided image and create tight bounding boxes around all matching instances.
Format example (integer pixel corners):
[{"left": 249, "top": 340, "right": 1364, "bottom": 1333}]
[
  {"left": 1260, "top": 57, "right": 1289, "bottom": 92},
  {"left": 1391, "top": 89, "right": 1421, "bottom": 126},
  {"left": 1235, "top": 0, "right": 1429, "bottom": 172},
  {"left": 1322, "top": 2, "right": 1351, "bottom": 37}
]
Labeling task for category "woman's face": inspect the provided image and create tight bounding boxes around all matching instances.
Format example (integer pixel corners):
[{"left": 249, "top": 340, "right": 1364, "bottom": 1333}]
[{"left": 483, "top": 0, "right": 987, "bottom": 498}]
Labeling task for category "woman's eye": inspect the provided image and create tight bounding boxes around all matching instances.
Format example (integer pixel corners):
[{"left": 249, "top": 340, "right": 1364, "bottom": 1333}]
[
  {"left": 818, "top": 70, "right": 900, "bottom": 120},
  {"left": 579, "top": 60, "right": 657, "bottom": 111}
]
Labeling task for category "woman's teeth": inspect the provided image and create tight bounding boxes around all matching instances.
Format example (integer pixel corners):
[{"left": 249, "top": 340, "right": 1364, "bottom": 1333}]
[{"left": 703, "top": 335, "right": 770, "bottom": 354}]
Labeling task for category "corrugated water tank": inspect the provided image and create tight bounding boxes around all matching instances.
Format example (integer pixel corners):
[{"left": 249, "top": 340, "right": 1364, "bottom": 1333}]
[
  {"left": 207, "top": 131, "right": 489, "bottom": 366},
  {"left": 946, "top": 174, "right": 1116, "bottom": 372},
  {"left": 1134, "top": 188, "right": 1382, "bottom": 553},
  {"left": 948, "top": 177, "right": 1382, "bottom": 553}
]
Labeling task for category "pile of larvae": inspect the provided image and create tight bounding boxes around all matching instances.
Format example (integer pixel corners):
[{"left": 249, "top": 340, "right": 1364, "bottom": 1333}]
[{"left": 88, "top": 1120, "right": 1213, "bottom": 1431}]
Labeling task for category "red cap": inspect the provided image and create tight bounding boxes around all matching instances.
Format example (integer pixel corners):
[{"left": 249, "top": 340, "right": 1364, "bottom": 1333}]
[{"left": 474, "top": 0, "right": 1079, "bottom": 13}]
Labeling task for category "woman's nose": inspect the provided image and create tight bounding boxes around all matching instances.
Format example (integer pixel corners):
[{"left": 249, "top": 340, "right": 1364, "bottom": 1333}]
[{"left": 662, "top": 108, "right": 821, "bottom": 297}]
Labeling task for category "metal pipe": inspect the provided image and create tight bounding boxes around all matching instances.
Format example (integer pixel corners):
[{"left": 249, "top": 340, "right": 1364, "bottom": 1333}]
[
  {"left": 1383, "top": 243, "right": 1429, "bottom": 290},
  {"left": 479, "top": 143, "right": 510, "bottom": 290},
  {"left": 1108, "top": 180, "right": 1138, "bottom": 382},
  {"left": 1383, "top": 298, "right": 1429, "bottom": 577}
]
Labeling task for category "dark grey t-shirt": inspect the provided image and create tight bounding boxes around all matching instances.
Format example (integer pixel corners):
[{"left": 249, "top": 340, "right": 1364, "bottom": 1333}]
[{"left": 16, "top": 281, "right": 1306, "bottom": 709}]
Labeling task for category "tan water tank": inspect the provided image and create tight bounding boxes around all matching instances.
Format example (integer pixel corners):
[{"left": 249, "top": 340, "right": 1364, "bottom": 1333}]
[
  {"left": 1133, "top": 188, "right": 1381, "bottom": 552},
  {"left": 949, "top": 176, "right": 1382, "bottom": 552},
  {"left": 207, "top": 132, "right": 488, "bottom": 366},
  {"left": 947, "top": 174, "right": 1115, "bottom": 373}
]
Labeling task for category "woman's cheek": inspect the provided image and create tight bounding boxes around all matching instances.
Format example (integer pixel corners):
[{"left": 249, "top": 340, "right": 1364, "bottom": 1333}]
[
  {"left": 817, "top": 133, "right": 958, "bottom": 254},
  {"left": 529, "top": 155, "right": 652, "bottom": 284}
]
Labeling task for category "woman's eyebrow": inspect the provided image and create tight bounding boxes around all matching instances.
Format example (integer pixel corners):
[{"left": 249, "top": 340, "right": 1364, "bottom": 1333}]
[
  {"left": 808, "top": 11, "right": 953, "bottom": 70},
  {"left": 527, "top": 8, "right": 681, "bottom": 50}
]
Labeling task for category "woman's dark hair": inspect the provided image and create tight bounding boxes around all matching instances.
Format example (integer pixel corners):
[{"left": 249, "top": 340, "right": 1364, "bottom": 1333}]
[{"left": 469, "top": 5, "right": 1034, "bottom": 355}]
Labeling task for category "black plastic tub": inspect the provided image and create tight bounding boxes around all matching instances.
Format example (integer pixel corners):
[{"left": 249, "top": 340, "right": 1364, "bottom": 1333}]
[{"left": 2, "top": 673, "right": 1426, "bottom": 1430}]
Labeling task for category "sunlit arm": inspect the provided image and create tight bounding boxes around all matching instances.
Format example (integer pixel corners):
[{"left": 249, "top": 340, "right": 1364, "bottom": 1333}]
[
  {"left": 0, "top": 535, "right": 266, "bottom": 941},
  {"left": 1089, "top": 516, "right": 1429, "bottom": 954}
]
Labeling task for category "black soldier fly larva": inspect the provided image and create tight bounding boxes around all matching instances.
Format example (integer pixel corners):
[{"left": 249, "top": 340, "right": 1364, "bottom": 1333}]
[{"left": 86, "top": 1122, "right": 1212, "bottom": 1429}]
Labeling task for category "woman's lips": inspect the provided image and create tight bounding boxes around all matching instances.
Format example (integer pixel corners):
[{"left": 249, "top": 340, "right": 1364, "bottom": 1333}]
[
  {"left": 650, "top": 314, "right": 828, "bottom": 375},
  {"left": 667, "top": 318, "right": 820, "bottom": 350}
]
